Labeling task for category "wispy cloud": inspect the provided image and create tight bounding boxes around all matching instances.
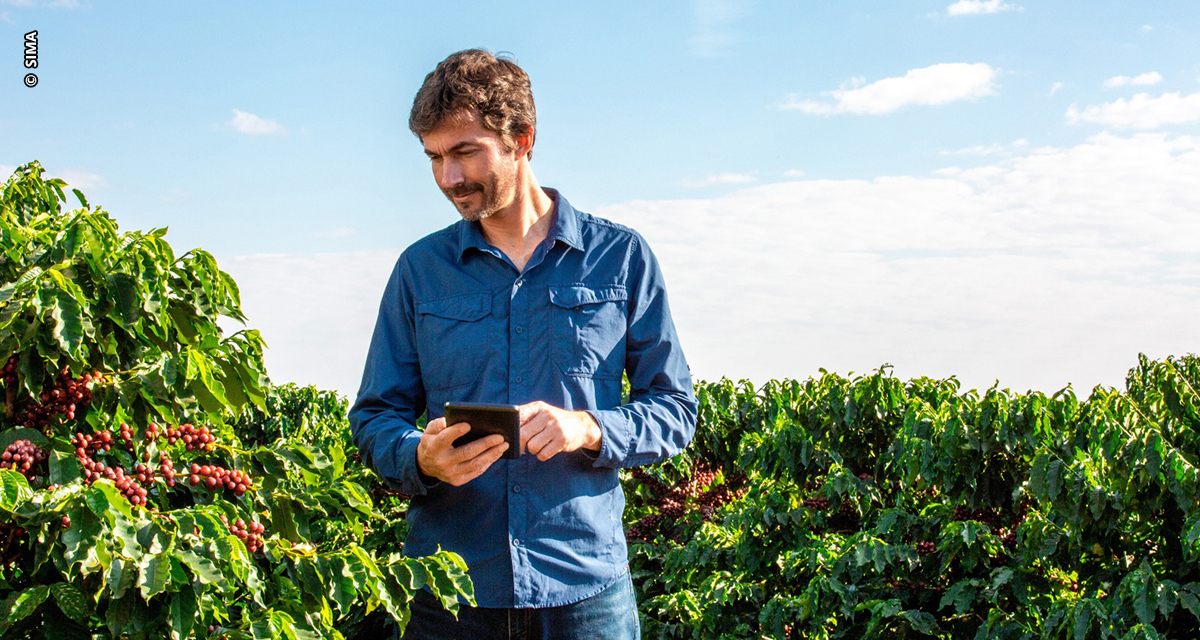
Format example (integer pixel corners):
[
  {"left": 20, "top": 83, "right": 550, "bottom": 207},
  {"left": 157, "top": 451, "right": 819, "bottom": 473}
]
[
  {"left": 226, "top": 109, "right": 287, "bottom": 136},
  {"left": 940, "top": 139, "right": 1029, "bottom": 157},
  {"left": 782, "top": 63, "right": 998, "bottom": 115},
  {"left": 1103, "top": 72, "right": 1162, "bottom": 89},
  {"left": 314, "top": 227, "right": 357, "bottom": 239},
  {"left": 941, "top": 143, "right": 1006, "bottom": 156},
  {"left": 1049, "top": 82, "right": 1064, "bottom": 96},
  {"left": 784, "top": 169, "right": 806, "bottom": 178},
  {"left": 1067, "top": 92, "right": 1200, "bottom": 129},
  {"left": 1, "top": 0, "right": 81, "bottom": 6},
  {"left": 945, "top": 0, "right": 1021, "bottom": 16},
  {"left": 689, "top": 0, "right": 750, "bottom": 57},
  {"left": 54, "top": 169, "right": 106, "bottom": 191},
  {"left": 679, "top": 172, "right": 757, "bottom": 188}
]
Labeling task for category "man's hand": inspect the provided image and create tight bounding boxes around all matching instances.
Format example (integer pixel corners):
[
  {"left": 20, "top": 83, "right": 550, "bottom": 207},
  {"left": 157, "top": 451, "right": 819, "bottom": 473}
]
[
  {"left": 518, "top": 401, "right": 603, "bottom": 461},
  {"left": 417, "top": 417, "right": 509, "bottom": 486}
]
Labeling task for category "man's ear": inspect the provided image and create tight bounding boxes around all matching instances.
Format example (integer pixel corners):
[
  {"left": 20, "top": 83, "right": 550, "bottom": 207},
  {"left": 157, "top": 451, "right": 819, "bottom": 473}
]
[{"left": 514, "top": 126, "right": 535, "bottom": 160}]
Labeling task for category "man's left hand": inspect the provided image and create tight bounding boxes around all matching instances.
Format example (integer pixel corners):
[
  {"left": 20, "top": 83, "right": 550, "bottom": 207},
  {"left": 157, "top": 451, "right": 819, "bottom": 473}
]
[{"left": 518, "top": 401, "right": 602, "bottom": 461}]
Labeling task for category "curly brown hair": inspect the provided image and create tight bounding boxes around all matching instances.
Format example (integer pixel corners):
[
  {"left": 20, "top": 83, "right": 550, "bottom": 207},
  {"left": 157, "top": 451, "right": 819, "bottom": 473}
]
[{"left": 409, "top": 49, "right": 537, "bottom": 159}]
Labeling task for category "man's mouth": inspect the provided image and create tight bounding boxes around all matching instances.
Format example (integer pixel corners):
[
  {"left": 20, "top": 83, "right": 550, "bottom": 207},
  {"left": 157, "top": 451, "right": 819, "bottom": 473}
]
[{"left": 447, "top": 186, "right": 481, "bottom": 202}]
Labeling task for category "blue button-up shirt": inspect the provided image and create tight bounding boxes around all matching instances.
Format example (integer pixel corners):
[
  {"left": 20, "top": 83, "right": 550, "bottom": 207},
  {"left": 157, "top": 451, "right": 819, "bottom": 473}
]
[{"left": 349, "top": 189, "right": 697, "bottom": 608}]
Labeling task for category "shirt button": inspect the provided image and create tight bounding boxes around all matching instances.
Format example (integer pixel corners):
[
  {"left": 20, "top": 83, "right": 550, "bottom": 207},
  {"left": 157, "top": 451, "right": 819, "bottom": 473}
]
[
  {"left": 515, "top": 376, "right": 523, "bottom": 384},
  {"left": 513, "top": 485, "right": 521, "bottom": 493},
  {"left": 512, "top": 538, "right": 521, "bottom": 547},
  {"left": 515, "top": 326, "right": 523, "bottom": 334}
]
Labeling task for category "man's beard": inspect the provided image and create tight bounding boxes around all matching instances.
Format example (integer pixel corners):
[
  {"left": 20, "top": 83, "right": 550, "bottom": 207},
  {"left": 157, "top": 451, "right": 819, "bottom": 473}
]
[{"left": 443, "top": 168, "right": 516, "bottom": 222}]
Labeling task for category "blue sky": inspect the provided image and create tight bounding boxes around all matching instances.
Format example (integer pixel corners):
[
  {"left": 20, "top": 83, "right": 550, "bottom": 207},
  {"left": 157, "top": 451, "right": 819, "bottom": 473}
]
[{"left": 4, "top": 1, "right": 1200, "bottom": 399}]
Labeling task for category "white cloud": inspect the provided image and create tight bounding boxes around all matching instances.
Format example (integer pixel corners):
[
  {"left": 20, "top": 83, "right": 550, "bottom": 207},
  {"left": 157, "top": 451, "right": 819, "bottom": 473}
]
[
  {"left": 941, "top": 138, "right": 1030, "bottom": 156},
  {"left": 689, "top": 0, "right": 750, "bottom": 58},
  {"left": 946, "top": 0, "right": 1021, "bottom": 16},
  {"left": 679, "top": 172, "right": 757, "bottom": 188},
  {"left": 1049, "top": 82, "right": 1064, "bottom": 96},
  {"left": 1103, "top": 72, "right": 1163, "bottom": 89},
  {"left": 226, "top": 109, "right": 287, "bottom": 136},
  {"left": 783, "top": 63, "right": 999, "bottom": 115},
  {"left": 941, "top": 143, "right": 1006, "bottom": 156},
  {"left": 53, "top": 169, "right": 106, "bottom": 191},
  {"left": 314, "top": 227, "right": 357, "bottom": 239},
  {"left": 1141, "top": 25, "right": 1153, "bottom": 33},
  {"left": 229, "top": 134, "right": 1200, "bottom": 398},
  {"left": 1067, "top": 92, "right": 1200, "bottom": 129},
  {"left": 219, "top": 250, "right": 399, "bottom": 397},
  {"left": 784, "top": 169, "right": 806, "bottom": 178},
  {"left": 595, "top": 132, "right": 1200, "bottom": 393}
]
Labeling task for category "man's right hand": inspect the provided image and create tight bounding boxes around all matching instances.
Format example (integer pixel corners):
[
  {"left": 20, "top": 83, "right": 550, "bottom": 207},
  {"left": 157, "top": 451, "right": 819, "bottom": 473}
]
[{"left": 416, "top": 417, "right": 509, "bottom": 486}]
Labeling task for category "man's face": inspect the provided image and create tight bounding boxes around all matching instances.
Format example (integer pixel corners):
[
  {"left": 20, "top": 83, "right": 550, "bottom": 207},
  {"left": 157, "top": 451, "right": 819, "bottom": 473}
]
[{"left": 422, "top": 111, "right": 521, "bottom": 222}]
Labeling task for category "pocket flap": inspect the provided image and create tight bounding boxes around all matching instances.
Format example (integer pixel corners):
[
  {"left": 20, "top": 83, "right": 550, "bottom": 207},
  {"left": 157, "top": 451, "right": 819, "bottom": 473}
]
[
  {"left": 417, "top": 292, "right": 491, "bottom": 321},
  {"left": 548, "top": 284, "right": 628, "bottom": 309}
]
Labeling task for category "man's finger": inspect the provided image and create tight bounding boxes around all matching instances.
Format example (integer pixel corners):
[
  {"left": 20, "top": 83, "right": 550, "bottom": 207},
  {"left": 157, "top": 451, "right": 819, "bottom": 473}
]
[
  {"left": 425, "top": 417, "right": 447, "bottom": 435},
  {"left": 519, "top": 417, "right": 545, "bottom": 455},
  {"left": 450, "top": 440, "right": 509, "bottom": 486},
  {"left": 518, "top": 401, "right": 544, "bottom": 426},
  {"left": 530, "top": 432, "right": 564, "bottom": 461},
  {"left": 451, "top": 433, "right": 506, "bottom": 463}
]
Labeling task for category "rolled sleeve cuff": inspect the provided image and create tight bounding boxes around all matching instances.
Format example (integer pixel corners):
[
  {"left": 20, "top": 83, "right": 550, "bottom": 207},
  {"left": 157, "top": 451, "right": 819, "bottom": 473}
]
[
  {"left": 582, "top": 408, "right": 633, "bottom": 469},
  {"left": 395, "top": 433, "right": 441, "bottom": 495}
]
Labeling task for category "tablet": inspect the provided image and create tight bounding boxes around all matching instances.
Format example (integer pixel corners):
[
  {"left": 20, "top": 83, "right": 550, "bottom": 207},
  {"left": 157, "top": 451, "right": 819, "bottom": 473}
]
[{"left": 444, "top": 402, "right": 521, "bottom": 459}]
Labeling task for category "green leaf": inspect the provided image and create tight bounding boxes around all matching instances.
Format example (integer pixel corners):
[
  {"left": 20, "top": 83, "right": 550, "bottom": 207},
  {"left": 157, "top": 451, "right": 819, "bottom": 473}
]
[
  {"left": 900, "top": 609, "right": 939, "bottom": 635},
  {"left": 7, "top": 585, "right": 50, "bottom": 622},
  {"left": 86, "top": 481, "right": 134, "bottom": 522},
  {"left": 0, "top": 468, "right": 33, "bottom": 512},
  {"left": 49, "top": 583, "right": 88, "bottom": 621},
  {"left": 107, "top": 557, "right": 133, "bottom": 600},
  {"left": 169, "top": 584, "right": 197, "bottom": 640},
  {"left": 1180, "top": 589, "right": 1200, "bottom": 619},
  {"left": 325, "top": 557, "right": 357, "bottom": 615},
  {"left": 1047, "top": 459, "right": 1064, "bottom": 501},
  {"left": 939, "top": 580, "right": 977, "bottom": 615},
  {"left": 49, "top": 289, "right": 85, "bottom": 356},
  {"left": 138, "top": 554, "right": 172, "bottom": 600},
  {"left": 106, "top": 272, "right": 139, "bottom": 326},
  {"left": 178, "top": 547, "right": 226, "bottom": 588}
]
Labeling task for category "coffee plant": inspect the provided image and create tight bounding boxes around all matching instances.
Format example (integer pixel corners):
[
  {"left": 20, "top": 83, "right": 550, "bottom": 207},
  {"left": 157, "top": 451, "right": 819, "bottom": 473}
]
[
  {"left": 0, "top": 163, "right": 471, "bottom": 639},
  {"left": 625, "top": 355, "right": 1200, "bottom": 639}
]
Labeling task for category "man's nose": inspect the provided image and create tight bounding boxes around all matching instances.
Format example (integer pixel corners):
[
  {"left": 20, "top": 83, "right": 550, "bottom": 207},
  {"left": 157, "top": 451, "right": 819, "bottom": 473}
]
[{"left": 438, "top": 160, "right": 463, "bottom": 187}]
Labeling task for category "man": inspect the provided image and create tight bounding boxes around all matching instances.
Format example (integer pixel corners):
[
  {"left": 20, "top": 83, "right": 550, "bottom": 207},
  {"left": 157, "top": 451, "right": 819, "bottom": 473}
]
[{"left": 349, "top": 49, "right": 697, "bottom": 639}]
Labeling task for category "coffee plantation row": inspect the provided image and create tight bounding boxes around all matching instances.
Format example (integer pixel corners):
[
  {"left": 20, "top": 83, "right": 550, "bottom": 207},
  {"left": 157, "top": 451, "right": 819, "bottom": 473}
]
[
  {"left": 624, "top": 353, "right": 1200, "bottom": 639},
  {"left": 0, "top": 164, "right": 467, "bottom": 640},
  {"left": 2, "top": 163, "right": 1197, "bottom": 638}
]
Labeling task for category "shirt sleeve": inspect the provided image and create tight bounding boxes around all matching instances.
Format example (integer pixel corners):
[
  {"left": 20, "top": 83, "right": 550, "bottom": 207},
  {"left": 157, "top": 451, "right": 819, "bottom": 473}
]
[
  {"left": 348, "top": 257, "right": 437, "bottom": 495},
  {"left": 584, "top": 232, "right": 698, "bottom": 468}
]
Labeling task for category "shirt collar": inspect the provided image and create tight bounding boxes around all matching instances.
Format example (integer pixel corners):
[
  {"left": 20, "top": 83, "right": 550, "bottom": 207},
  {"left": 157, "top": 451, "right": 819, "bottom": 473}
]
[{"left": 456, "top": 187, "right": 584, "bottom": 263}]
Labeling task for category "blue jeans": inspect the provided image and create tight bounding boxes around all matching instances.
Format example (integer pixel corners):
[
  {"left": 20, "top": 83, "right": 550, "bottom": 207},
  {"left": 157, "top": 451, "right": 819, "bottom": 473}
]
[{"left": 399, "top": 572, "right": 640, "bottom": 640}]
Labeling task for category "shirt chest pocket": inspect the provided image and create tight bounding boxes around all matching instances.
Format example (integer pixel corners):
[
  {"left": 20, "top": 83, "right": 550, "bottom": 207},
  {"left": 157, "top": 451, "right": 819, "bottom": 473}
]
[
  {"left": 548, "top": 284, "right": 628, "bottom": 380},
  {"left": 415, "top": 292, "right": 493, "bottom": 392}
]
